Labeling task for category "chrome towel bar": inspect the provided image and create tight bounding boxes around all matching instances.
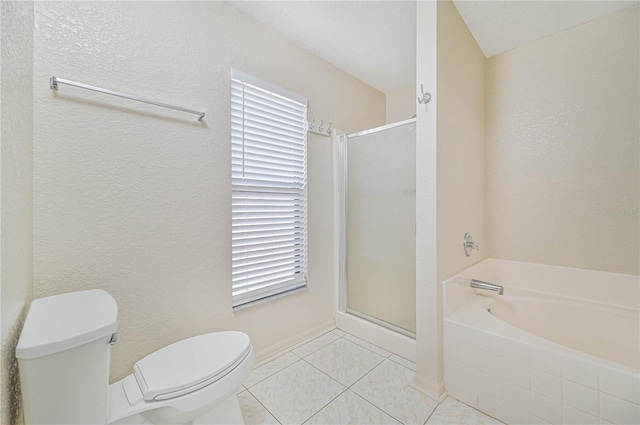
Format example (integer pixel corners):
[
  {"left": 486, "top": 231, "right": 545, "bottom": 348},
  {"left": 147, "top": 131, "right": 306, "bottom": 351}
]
[{"left": 50, "top": 76, "right": 205, "bottom": 122}]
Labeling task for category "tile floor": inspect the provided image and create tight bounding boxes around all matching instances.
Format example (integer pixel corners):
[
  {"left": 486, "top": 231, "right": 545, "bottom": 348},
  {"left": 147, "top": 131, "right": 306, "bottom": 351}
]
[{"left": 237, "top": 328, "right": 504, "bottom": 425}]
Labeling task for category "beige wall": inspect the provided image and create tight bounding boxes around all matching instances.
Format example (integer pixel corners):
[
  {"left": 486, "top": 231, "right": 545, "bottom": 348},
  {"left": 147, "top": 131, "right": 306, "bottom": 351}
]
[
  {"left": 32, "top": 1, "right": 385, "bottom": 382},
  {"left": 486, "top": 5, "right": 639, "bottom": 275},
  {"left": 415, "top": 0, "right": 486, "bottom": 400},
  {"left": 386, "top": 85, "right": 416, "bottom": 124},
  {"left": 429, "top": 0, "right": 488, "bottom": 397},
  {"left": 1, "top": 1, "right": 34, "bottom": 424},
  {"left": 436, "top": 0, "right": 487, "bottom": 283}
]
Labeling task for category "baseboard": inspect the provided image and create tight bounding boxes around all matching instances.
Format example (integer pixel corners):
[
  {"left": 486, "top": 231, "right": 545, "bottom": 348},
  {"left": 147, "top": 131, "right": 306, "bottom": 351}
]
[
  {"left": 410, "top": 374, "right": 447, "bottom": 403},
  {"left": 253, "top": 320, "right": 336, "bottom": 367}
]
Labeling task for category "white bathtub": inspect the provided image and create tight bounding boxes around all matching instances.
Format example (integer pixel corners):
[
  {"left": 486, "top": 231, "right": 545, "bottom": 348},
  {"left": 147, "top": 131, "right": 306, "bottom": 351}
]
[
  {"left": 443, "top": 259, "right": 640, "bottom": 425},
  {"left": 488, "top": 295, "right": 638, "bottom": 370}
]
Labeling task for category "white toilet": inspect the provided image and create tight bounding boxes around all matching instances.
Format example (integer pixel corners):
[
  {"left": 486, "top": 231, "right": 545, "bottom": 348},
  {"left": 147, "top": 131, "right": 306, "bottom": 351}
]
[{"left": 16, "top": 289, "right": 254, "bottom": 425}]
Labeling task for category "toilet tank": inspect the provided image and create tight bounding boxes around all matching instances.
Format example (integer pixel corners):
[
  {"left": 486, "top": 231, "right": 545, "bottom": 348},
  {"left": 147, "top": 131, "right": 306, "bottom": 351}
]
[{"left": 16, "top": 290, "right": 119, "bottom": 424}]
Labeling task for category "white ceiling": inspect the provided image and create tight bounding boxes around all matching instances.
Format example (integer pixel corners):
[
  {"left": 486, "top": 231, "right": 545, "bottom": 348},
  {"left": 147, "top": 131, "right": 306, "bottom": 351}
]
[
  {"left": 453, "top": 0, "right": 638, "bottom": 58},
  {"left": 226, "top": 1, "right": 417, "bottom": 94},
  {"left": 226, "top": 1, "right": 638, "bottom": 94}
]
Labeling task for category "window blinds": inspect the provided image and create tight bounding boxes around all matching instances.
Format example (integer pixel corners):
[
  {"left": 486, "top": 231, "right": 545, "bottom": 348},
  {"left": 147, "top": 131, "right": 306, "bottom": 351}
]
[{"left": 231, "top": 69, "right": 308, "bottom": 307}]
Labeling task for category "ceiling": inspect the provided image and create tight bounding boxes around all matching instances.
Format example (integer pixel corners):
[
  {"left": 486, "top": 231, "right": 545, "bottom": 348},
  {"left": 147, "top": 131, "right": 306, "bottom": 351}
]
[
  {"left": 227, "top": 1, "right": 417, "bottom": 94},
  {"left": 227, "top": 1, "right": 638, "bottom": 94},
  {"left": 454, "top": 1, "right": 637, "bottom": 58}
]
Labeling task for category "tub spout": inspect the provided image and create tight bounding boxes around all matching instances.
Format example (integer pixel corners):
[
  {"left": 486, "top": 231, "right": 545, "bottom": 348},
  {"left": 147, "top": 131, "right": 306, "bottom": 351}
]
[{"left": 471, "top": 279, "right": 504, "bottom": 295}]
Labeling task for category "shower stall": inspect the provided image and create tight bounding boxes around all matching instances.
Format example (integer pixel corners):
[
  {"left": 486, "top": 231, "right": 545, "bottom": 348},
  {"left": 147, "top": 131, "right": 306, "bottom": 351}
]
[{"left": 336, "top": 118, "right": 417, "bottom": 356}]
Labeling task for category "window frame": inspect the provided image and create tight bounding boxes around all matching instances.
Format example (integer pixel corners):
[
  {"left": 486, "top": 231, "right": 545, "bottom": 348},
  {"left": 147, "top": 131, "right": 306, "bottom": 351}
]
[{"left": 231, "top": 69, "right": 309, "bottom": 309}]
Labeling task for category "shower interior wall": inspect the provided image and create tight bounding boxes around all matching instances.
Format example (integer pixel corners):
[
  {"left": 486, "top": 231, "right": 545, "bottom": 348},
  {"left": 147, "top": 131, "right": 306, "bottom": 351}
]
[{"left": 485, "top": 5, "right": 639, "bottom": 275}]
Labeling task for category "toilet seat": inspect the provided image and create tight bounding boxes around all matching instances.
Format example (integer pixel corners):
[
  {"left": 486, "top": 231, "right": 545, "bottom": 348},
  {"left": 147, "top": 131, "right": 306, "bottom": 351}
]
[
  {"left": 108, "top": 342, "right": 255, "bottom": 424},
  {"left": 133, "top": 331, "right": 251, "bottom": 401}
]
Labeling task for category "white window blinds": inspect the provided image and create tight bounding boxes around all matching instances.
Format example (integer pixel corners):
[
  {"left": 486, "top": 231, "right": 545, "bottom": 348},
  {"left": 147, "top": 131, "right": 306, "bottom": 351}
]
[{"left": 231, "top": 69, "right": 308, "bottom": 308}]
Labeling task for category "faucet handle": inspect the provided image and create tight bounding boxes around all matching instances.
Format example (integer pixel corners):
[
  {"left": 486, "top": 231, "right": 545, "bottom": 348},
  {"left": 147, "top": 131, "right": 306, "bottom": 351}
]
[{"left": 463, "top": 233, "right": 479, "bottom": 256}]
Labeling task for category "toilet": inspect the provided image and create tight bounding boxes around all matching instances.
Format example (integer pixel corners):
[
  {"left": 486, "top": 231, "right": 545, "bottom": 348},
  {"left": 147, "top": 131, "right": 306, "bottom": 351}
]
[{"left": 15, "top": 289, "right": 254, "bottom": 425}]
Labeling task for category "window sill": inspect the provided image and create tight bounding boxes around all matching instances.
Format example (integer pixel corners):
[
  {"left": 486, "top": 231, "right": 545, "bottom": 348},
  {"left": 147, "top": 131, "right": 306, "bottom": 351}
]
[{"left": 232, "top": 285, "right": 308, "bottom": 312}]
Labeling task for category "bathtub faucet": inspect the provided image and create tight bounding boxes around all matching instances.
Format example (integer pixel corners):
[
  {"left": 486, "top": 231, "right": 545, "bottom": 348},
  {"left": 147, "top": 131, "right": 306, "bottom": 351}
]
[{"left": 471, "top": 279, "right": 504, "bottom": 295}]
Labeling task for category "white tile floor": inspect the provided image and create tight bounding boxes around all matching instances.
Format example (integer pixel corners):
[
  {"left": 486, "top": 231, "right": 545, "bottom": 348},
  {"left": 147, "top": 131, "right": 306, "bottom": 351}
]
[{"left": 238, "top": 328, "right": 505, "bottom": 425}]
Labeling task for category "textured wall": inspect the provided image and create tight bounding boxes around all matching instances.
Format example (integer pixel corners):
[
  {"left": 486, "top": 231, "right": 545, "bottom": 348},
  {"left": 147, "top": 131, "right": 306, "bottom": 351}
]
[
  {"left": 32, "top": 1, "right": 385, "bottom": 381},
  {"left": 1, "top": 1, "right": 34, "bottom": 424},
  {"left": 436, "top": 0, "right": 487, "bottom": 283},
  {"left": 417, "top": 0, "right": 486, "bottom": 397},
  {"left": 386, "top": 85, "right": 416, "bottom": 124},
  {"left": 486, "top": 6, "right": 639, "bottom": 275}
]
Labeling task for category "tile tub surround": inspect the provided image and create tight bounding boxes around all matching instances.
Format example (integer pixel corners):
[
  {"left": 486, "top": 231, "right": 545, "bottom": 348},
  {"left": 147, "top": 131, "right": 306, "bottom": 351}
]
[
  {"left": 237, "top": 328, "right": 502, "bottom": 425},
  {"left": 444, "top": 320, "right": 640, "bottom": 425},
  {"left": 443, "top": 262, "right": 640, "bottom": 425}
]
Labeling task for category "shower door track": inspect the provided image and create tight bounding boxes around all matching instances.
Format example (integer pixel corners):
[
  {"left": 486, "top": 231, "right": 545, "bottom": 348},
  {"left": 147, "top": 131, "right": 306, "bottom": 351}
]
[{"left": 346, "top": 308, "right": 416, "bottom": 339}]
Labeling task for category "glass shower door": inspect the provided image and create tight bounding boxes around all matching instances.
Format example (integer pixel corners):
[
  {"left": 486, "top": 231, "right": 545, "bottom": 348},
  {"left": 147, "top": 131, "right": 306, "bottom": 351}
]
[{"left": 346, "top": 122, "right": 416, "bottom": 334}]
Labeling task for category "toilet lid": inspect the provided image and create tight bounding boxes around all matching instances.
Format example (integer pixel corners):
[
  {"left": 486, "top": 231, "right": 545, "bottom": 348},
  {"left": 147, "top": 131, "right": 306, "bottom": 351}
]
[{"left": 133, "top": 331, "right": 251, "bottom": 401}]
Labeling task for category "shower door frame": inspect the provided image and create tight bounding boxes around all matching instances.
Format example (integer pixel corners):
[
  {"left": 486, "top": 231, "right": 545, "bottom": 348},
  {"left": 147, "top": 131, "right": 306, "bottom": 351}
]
[{"left": 337, "top": 118, "right": 417, "bottom": 339}]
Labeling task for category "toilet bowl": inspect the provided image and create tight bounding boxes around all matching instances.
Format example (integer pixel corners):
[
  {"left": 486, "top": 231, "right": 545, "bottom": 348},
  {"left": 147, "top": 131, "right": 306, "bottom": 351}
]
[{"left": 16, "top": 290, "right": 254, "bottom": 425}]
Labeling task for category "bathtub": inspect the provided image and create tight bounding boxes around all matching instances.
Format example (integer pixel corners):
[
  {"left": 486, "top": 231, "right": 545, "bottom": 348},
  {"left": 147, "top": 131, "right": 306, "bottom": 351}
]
[{"left": 443, "top": 259, "right": 640, "bottom": 425}]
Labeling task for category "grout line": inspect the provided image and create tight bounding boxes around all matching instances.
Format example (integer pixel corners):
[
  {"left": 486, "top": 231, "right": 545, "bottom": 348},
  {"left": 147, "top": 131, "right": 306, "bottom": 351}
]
[
  {"left": 292, "top": 331, "right": 341, "bottom": 358},
  {"left": 341, "top": 358, "right": 404, "bottom": 422},
  {"left": 348, "top": 358, "right": 436, "bottom": 424},
  {"left": 389, "top": 352, "right": 416, "bottom": 363},
  {"left": 244, "top": 387, "right": 283, "bottom": 425},
  {"left": 387, "top": 355, "right": 417, "bottom": 372},
  {"left": 343, "top": 333, "right": 392, "bottom": 356},
  {"left": 245, "top": 329, "right": 438, "bottom": 425},
  {"left": 249, "top": 356, "right": 349, "bottom": 425},
  {"left": 300, "top": 387, "right": 349, "bottom": 425},
  {"left": 339, "top": 330, "right": 416, "bottom": 368},
  {"left": 301, "top": 357, "right": 349, "bottom": 389},
  {"left": 349, "top": 388, "right": 405, "bottom": 425},
  {"left": 245, "top": 356, "right": 302, "bottom": 390},
  {"left": 298, "top": 353, "right": 351, "bottom": 425},
  {"left": 252, "top": 356, "right": 348, "bottom": 425},
  {"left": 302, "top": 337, "right": 386, "bottom": 390},
  {"left": 347, "top": 356, "right": 386, "bottom": 390},
  {"left": 297, "top": 332, "right": 413, "bottom": 423},
  {"left": 299, "top": 350, "right": 404, "bottom": 424},
  {"left": 422, "top": 403, "right": 438, "bottom": 425}
]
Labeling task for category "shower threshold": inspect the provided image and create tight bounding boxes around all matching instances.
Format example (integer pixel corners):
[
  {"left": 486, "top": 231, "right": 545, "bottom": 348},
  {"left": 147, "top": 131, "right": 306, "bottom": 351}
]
[
  {"left": 336, "top": 310, "right": 416, "bottom": 361},
  {"left": 346, "top": 308, "right": 416, "bottom": 339}
]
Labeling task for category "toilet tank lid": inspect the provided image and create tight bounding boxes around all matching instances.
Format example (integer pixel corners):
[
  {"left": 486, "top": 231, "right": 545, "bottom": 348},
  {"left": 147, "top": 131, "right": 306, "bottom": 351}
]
[{"left": 16, "top": 289, "right": 119, "bottom": 360}]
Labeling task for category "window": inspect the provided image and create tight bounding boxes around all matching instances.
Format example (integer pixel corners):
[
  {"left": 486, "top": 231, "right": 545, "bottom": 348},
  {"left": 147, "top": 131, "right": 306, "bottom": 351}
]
[{"left": 231, "top": 69, "right": 308, "bottom": 308}]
